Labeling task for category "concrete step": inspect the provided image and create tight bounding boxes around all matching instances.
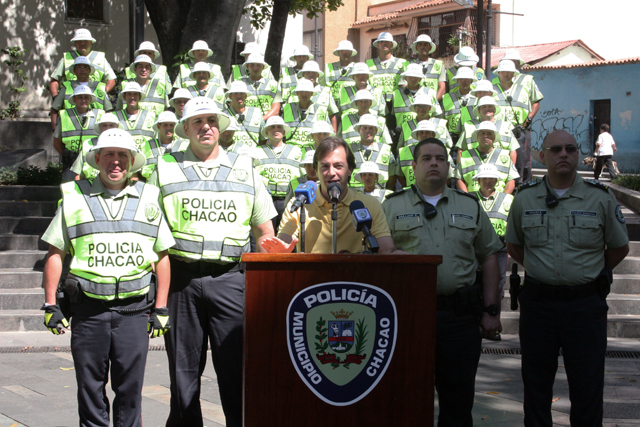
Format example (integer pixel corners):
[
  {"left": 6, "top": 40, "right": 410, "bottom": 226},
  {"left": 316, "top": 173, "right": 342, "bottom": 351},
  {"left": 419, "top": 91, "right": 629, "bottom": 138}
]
[
  {"left": 0, "top": 216, "right": 53, "bottom": 235},
  {"left": 500, "top": 312, "right": 640, "bottom": 338},
  {"left": 0, "top": 309, "right": 44, "bottom": 332},
  {"left": 629, "top": 241, "right": 640, "bottom": 257},
  {"left": 0, "top": 186, "right": 61, "bottom": 202},
  {"left": 0, "top": 269, "right": 43, "bottom": 289},
  {"left": 0, "top": 234, "right": 48, "bottom": 251},
  {"left": 0, "top": 251, "right": 47, "bottom": 269},
  {"left": 0, "top": 289, "right": 43, "bottom": 310},
  {"left": 0, "top": 200, "right": 57, "bottom": 217},
  {"left": 502, "top": 293, "right": 640, "bottom": 315}
]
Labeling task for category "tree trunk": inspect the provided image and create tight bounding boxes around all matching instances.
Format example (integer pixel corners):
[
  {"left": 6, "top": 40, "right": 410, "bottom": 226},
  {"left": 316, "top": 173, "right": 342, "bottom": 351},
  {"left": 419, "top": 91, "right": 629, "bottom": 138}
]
[
  {"left": 264, "top": 0, "right": 293, "bottom": 81},
  {"left": 144, "top": 0, "right": 189, "bottom": 81}
]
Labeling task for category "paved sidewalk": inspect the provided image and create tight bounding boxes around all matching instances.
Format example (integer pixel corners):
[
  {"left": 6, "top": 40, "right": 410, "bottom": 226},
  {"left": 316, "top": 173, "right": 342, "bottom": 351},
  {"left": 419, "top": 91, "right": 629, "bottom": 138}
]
[{"left": 0, "top": 333, "right": 639, "bottom": 426}]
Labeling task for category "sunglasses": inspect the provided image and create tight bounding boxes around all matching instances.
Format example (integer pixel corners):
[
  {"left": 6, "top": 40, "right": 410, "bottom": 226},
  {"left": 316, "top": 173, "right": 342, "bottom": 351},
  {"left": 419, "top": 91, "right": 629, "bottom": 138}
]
[{"left": 545, "top": 144, "right": 578, "bottom": 153}]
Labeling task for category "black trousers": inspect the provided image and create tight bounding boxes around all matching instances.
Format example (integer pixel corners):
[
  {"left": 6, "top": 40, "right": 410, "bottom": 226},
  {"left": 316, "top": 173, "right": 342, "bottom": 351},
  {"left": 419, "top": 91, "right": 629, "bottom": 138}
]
[
  {"left": 435, "top": 309, "right": 482, "bottom": 427},
  {"left": 70, "top": 296, "right": 149, "bottom": 427},
  {"left": 515, "top": 129, "right": 532, "bottom": 185},
  {"left": 594, "top": 155, "right": 617, "bottom": 180},
  {"left": 519, "top": 288, "right": 608, "bottom": 427},
  {"left": 165, "top": 260, "right": 244, "bottom": 427}
]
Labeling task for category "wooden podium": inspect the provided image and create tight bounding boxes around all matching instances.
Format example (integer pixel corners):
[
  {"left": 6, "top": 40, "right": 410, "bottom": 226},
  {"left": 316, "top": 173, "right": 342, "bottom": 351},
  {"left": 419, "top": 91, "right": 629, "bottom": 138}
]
[{"left": 242, "top": 253, "right": 441, "bottom": 426}]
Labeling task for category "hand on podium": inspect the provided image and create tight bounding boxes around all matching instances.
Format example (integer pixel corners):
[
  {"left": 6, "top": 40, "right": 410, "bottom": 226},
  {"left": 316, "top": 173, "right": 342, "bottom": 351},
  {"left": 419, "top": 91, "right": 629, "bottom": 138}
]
[{"left": 261, "top": 235, "right": 298, "bottom": 254}]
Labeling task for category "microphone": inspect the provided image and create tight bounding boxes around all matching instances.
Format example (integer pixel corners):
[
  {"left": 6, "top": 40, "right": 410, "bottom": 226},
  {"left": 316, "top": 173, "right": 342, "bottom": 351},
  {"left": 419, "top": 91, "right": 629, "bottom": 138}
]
[
  {"left": 349, "top": 200, "right": 379, "bottom": 253},
  {"left": 290, "top": 181, "right": 317, "bottom": 213},
  {"left": 327, "top": 182, "right": 342, "bottom": 204}
]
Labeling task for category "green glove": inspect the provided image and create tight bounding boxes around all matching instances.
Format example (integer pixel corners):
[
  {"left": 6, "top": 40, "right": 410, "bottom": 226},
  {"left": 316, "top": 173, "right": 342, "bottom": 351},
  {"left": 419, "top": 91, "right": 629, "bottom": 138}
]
[
  {"left": 41, "top": 304, "right": 69, "bottom": 335},
  {"left": 148, "top": 307, "right": 171, "bottom": 338}
]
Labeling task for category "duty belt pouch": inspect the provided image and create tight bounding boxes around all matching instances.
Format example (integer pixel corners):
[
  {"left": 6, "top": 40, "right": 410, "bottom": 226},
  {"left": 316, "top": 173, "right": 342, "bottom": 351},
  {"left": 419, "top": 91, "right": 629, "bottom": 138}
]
[{"left": 64, "top": 277, "right": 83, "bottom": 303}]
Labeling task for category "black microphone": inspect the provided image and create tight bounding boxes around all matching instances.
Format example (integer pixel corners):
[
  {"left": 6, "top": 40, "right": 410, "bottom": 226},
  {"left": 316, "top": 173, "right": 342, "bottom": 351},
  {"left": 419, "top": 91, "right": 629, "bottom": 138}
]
[
  {"left": 349, "top": 200, "right": 379, "bottom": 253},
  {"left": 327, "top": 182, "right": 342, "bottom": 204},
  {"left": 238, "top": 113, "right": 245, "bottom": 123}
]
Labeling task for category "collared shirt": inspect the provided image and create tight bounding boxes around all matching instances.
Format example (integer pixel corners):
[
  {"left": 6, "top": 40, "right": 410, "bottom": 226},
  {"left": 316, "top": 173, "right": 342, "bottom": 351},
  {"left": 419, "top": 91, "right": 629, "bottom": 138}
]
[
  {"left": 506, "top": 175, "right": 629, "bottom": 286},
  {"left": 278, "top": 189, "right": 391, "bottom": 253},
  {"left": 383, "top": 185, "right": 502, "bottom": 295},
  {"left": 42, "top": 178, "right": 175, "bottom": 253}
]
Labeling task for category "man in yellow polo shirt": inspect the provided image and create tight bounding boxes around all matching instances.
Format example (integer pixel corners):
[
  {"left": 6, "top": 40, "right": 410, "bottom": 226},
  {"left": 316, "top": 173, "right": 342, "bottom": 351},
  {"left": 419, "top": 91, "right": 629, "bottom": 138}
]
[{"left": 261, "top": 137, "right": 402, "bottom": 254}]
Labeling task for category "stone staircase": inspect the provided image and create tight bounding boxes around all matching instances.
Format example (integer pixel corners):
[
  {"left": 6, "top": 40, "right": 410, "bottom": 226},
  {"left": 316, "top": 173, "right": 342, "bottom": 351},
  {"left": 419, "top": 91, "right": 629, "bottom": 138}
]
[{"left": 0, "top": 186, "right": 59, "bottom": 331}]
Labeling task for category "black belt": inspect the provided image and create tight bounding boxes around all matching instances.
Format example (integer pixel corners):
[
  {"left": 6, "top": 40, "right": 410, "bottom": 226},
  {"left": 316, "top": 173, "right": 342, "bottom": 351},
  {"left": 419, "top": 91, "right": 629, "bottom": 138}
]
[
  {"left": 524, "top": 276, "right": 599, "bottom": 301},
  {"left": 436, "top": 283, "right": 482, "bottom": 313},
  {"left": 169, "top": 256, "right": 241, "bottom": 276},
  {"left": 272, "top": 196, "right": 286, "bottom": 201}
]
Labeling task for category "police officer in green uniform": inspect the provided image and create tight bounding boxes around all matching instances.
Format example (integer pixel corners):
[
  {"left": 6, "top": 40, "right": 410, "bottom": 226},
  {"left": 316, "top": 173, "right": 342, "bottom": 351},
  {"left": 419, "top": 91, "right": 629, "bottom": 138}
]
[
  {"left": 366, "top": 32, "right": 409, "bottom": 104},
  {"left": 172, "top": 40, "right": 225, "bottom": 90},
  {"left": 397, "top": 95, "right": 452, "bottom": 154},
  {"left": 218, "top": 117, "right": 261, "bottom": 161},
  {"left": 149, "top": 98, "right": 276, "bottom": 427},
  {"left": 341, "top": 90, "right": 393, "bottom": 146},
  {"left": 352, "top": 161, "right": 393, "bottom": 203},
  {"left": 41, "top": 128, "right": 174, "bottom": 427},
  {"left": 296, "top": 61, "right": 340, "bottom": 131},
  {"left": 125, "top": 41, "right": 173, "bottom": 91},
  {"left": 119, "top": 55, "right": 169, "bottom": 116},
  {"left": 383, "top": 137, "right": 502, "bottom": 427},
  {"left": 224, "top": 81, "right": 264, "bottom": 147},
  {"left": 227, "top": 42, "right": 275, "bottom": 85},
  {"left": 169, "top": 88, "right": 192, "bottom": 120},
  {"left": 115, "top": 82, "right": 157, "bottom": 152},
  {"left": 446, "top": 46, "right": 485, "bottom": 93},
  {"left": 242, "top": 53, "right": 282, "bottom": 121},
  {"left": 348, "top": 114, "right": 394, "bottom": 189},
  {"left": 51, "top": 56, "right": 112, "bottom": 130},
  {"left": 443, "top": 66, "right": 477, "bottom": 143},
  {"left": 49, "top": 28, "right": 116, "bottom": 99},
  {"left": 70, "top": 112, "right": 122, "bottom": 180},
  {"left": 408, "top": 34, "right": 446, "bottom": 100},
  {"left": 456, "top": 121, "right": 519, "bottom": 194},
  {"left": 338, "top": 62, "right": 387, "bottom": 116},
  {"left": 283, "top": 79, "right": 331, "bottom": 149},
  {"left": 184, "top": 61, "right": 226, "bottom": 109},
  {"left": 506, "top": 130, "right": 629, "bottom": 426},
  {"left": 279, "top": 45, "right": 313, "bottom": 103},
  {"left": 138, "top": 111, "right": 181, "bottom": 179},
  {"left": 392, "top": 63, "right": 442, "bottom": 129},
  {"left": 325, "top": 40, "right": 357, "bottom": 107},
  {"left": 53, "top": 85, "right": 103, "bottom": 182}
]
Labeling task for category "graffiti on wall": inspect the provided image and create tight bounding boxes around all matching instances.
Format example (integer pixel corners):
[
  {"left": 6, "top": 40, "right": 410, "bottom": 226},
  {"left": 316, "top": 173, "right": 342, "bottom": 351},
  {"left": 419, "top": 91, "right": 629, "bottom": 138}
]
[{"left": 531, "top": 109, "right": 591, "bottom": 154}]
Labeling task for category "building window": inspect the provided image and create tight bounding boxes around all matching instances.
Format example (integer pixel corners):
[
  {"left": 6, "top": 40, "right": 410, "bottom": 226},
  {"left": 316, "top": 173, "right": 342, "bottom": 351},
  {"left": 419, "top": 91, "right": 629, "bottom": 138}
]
[{"left": 65, "top": 0, "right": 107, "bottom": 24}]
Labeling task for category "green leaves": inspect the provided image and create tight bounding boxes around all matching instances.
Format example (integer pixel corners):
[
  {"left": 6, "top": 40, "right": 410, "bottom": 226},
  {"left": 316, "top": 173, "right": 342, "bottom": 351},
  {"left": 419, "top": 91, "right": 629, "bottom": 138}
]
[
  {"left": 1, "top": 46, "right": 30, "bottom": 120},
  {"left": 243, "top": 0, "right": 345, "bottom": 30}
]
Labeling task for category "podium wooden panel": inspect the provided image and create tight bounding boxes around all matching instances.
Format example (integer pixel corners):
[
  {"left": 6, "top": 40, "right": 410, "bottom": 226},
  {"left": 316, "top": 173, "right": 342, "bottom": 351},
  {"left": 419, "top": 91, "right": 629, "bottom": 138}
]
[{"left": 242, "top": 253, "right": 441, "bottom": 426}]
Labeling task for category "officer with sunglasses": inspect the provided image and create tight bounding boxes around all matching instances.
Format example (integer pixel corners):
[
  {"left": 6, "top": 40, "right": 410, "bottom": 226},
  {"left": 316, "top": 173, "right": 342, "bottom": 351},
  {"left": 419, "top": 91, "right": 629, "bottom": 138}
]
[
  {"left": 383, "top": 137, "right": 503, "bottom": 427},
  {"left": 506, "top": 130, "right": 629, "bottom": 426}
]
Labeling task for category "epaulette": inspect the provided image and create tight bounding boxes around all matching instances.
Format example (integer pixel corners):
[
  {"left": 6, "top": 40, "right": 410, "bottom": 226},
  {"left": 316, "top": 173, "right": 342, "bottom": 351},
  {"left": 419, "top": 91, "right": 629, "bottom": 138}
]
[
  {"left": 454, "top": 188, "right": 479, "bottom": 201},
  {"left": 517, "top": 178, "right": 543, "bottom": 192},
  {"left": 584, "top": 179, "right": 610, "bottom": 192},
  {"left": 385, "top": 188, "right": 407, "bottom": 199}
]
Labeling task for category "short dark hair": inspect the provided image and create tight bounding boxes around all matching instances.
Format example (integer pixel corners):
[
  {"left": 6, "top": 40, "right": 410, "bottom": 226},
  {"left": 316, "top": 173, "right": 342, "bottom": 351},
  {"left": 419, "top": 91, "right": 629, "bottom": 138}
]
[
  {"left": 412, "top": 138, "right": 448, "bottom": 161},
  {"left": 313, "top": 136, "right": 357, "bottom": 172},
  {"left": 600, "top": 124, "right": 610, "bottom": 132}
]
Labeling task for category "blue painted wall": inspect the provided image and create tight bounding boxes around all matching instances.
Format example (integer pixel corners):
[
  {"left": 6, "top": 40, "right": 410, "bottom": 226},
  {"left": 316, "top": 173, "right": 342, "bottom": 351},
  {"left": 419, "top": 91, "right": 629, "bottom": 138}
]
[{"left": 528, "top": 63, "right": 640, "bottom": 172}]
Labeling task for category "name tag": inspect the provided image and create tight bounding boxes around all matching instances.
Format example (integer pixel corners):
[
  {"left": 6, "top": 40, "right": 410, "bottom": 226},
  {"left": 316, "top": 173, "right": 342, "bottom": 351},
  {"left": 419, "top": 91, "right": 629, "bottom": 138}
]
[
  {"left": 451, "top": 213, "right": 473, "bottom": 221},
  {"left": 525, "top": 210, "right": 547, "bottom": 216},
  {"left": 570, "top": 210, "right": 597, "bottom": 217},
  {"left": 396, "top": 213, "right": 420, "bottom": 220}
]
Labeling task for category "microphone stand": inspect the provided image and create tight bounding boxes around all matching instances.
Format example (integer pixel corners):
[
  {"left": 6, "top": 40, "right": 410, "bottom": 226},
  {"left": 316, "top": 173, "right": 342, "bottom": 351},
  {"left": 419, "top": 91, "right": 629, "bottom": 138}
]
[
  {"left": 300, "top": 204, "right": 306, "bottom": 253},
  {"left": 331, "top": 202, "right": 338, "bottom": 254}
]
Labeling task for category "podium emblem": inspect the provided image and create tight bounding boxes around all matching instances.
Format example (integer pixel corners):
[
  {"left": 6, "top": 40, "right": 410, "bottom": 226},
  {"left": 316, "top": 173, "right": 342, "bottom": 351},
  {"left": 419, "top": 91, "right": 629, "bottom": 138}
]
[{"left": 286, "top": 282, "right": 397, "bottom": 406}]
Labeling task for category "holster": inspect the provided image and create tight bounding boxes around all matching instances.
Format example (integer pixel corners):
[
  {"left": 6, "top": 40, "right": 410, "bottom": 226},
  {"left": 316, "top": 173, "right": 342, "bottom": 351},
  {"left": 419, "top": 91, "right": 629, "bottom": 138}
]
[{"left": 597, "top": 266, "right": 613, "bottom": 301}]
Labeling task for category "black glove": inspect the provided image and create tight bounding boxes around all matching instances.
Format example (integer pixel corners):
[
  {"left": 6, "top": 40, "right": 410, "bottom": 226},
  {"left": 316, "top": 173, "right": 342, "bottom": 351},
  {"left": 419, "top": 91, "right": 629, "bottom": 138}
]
[
  {"left": 148, "top": 307, "right": 171, "bottom": 338},
  {"left": 41, "top": 304, "right": 69, "bottom": 335}
]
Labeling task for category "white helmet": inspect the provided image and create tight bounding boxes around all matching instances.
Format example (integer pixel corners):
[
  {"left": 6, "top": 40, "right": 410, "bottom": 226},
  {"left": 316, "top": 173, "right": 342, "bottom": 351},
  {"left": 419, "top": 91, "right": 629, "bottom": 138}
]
[
  {"left": 68, "top": 56, "right": 95, "bottom": 76},
  {"left": 119, "top": 81, "right": 146, "bottom": 102},
  {"left": 240, "top": 42, "right": 261, "bottom": 57},
  {"left": 177, "top": 97, "right": 231, "bottom": 138},
  {"left": 495, "top": 60, "right": 517, "bottom": 74},
  {"left": 502, "top": 49, "right": 524, "bottom": 66},
  {"left": 189, "top": 62, "right": 212, "bottom": 80},
  {"left": 354, "top": 161, "right": 382, "bottom": 183},
  {"left": 354, "top": 114, "right": 380, "bottom": 132},
  {"left": 244, "top": 53, "right": 268, "bottom": 69},
  {"left": 154, "top": 111, "right": 179, "bottom": 132},
  {"left": 411, "top": 120, "right": 440, "bottom": 140},
  {"left": 349, "top": 62, "right": 373, "bottom": 77},
  {"left": 93, "top": 112, "right": 123, "bottom": 133},
  {"left": 300, "top": 150, "right": 316, "bottom": 165},
  {"left": 261, "top": 116, "right": 291, "bottom": 139},
  {"left": 169, "top": 88, "right": 193, "bottom": 108},
  {"left": 86, "top": 128, "right": 146, "bottom": 174},
  {"left": 402, "top": 63, "right": 426, "bottom": 79},
  {"left": 225, "top": 81, "right": 252, "bottom": 98},
  {"left": 372, "top": 32, "right": 397, "bottom": 49},
  {"left": 134, "top": 41, "right": 161, "bottom": 58},
  {"left": 333, "top": 40, "right": 357, "bottom": 57},
  {"left": 289, "top": 45, "right": 314, "bottom": 61},
  {"left": 411, "top": 34, "right": 436, "bottom": 54},
  {"left": 224, "top": 116, "right": 241, "bottom": 132},
  {"left": 452, "top": 66, "right": 477, "bottom": 81},
  {"left": 351, "top": 90, "right": 377, "bottom": 110},
  {"left": 472, "top": 163, "right": 501, "bottom": 180},
  {"left": 297, "top": 61, "right": 324, "bottom": 79},
  {"left": 293, "top": 78, "right": 319, "bottom": 94},
  {"left": 310, "top": 121, "right": 335, "bottom": 136},
  {"left": 69, "top": 85, "right": 97, "bottom": 105},
  {"left": 454, "top": 46, "right": 479, "bottom": 67},
  {"left": 188, "top": 40, "right": 213, "bottom": 58},
  {"left": 129, "top": 54, "right": 157, "bottom": 74},
  {"left": 470, "top": 80, "right": 496, "bottom": 96},
  {"left": 473, "top": 96, "right": 501, "bottom": 118},
  {"left": 472, "top": 121, "right": 501, "bottom": 142},
  {"left": 410, "top": 95, "right": 436, "bottom": 113},
  {"left": 71, "top": 28, "right": 96, "bottom": 43}
]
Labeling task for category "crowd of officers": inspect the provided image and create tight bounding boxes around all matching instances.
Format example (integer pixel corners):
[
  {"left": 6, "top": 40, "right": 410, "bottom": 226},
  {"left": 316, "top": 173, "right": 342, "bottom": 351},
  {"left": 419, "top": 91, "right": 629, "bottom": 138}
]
[{"left": 41, "top": 27, "right": 629, "bottom": 427}]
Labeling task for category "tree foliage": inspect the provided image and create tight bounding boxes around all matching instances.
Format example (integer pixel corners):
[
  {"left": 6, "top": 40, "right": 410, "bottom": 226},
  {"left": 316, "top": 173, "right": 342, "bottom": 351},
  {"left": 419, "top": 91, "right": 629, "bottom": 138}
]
[{"left": 243, "top": 0, "right": 344, "bottom": 30}]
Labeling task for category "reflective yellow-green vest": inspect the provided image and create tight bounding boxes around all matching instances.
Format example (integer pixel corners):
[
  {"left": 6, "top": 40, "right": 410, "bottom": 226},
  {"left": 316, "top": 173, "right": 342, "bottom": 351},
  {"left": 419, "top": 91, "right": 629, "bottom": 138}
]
[
  {"left": 231, "top": 63, "right": 274, "bottom": 83},
  {"left": 348, "top": 141, "right": 392, "bottom": 188},
  {"left": 493, "top": 80, "right": 531, "bottom": 126},
  {"left": 140, "top": 138, "right": 172, "bottom": 179},
  {"left": 279, "top": 66, "right": 301, "bottom": 103},
  {"left": 443, "top": 92, "right": 477, "bottom": 134},
  {"left": 475, "top": 191, "right": 513, "bottom": 238},
  {"left": 446, "top": 65, "right": 485, "bottom": 93},
  {"left": 283, "top": 102, "right": 330, "bottom": 148},
  {"left": 62, "top": 51, "right": 109, "bottom": 83},
  {"left": 325, "top": 62, "right": 354, "bottom": 103},
  {"left": 60, "top": 109, "right": 101, "bottom": 152},
  {"left": 174, "top": 62, "right": 225, "bottom": 89},
  {"left": 459, "top": 148, "right": 513, "bottom": 193},
  {"left": 392, "top": 87, "right": 428, "bottom": 129},
  {"left": 186, "top": 84, "right": 225, "bottom": 110},
  {"left": 408, "top": 58, "right": 444, "bottom": 92},
  {"left": 398, "top": 117, "right": 451, "bottom": 151},
  {"left": 157, "top": 151, "right": 256, "bottom": 262},
  {"left": 77, "top": 137, "right": 100, "bottom": 179},
  {"left": 340, "top": 112, "right": 389, "bottom": 145},
  {"left": 338, "top": 84, "right": 386, "bottom": 116},
  {"left": 115, "top": 109, "right": 156, "bottom": 151},
  {"left": 242, "top": 77, "right": 279, "bottom": 114},
  {"left": 61, "top": 81, "right": 109, "bottom": 111},
  {"left": 120, "top": 78, "right": 168, "bottom": 116},
  {"left": 62, "top": 179, "right": 161, "bottom": 300},
  {"left": 254, "top": 144, "right": 303, "bottom": 197},
  {"left": 225, "top": 104, "right": 263, "bottom": 147},
  {"left": 461, "top": 119, "right": 515, "bottom": 152},
  {"left": 365, "top": 56, "right": 409, "bottom": 102}
]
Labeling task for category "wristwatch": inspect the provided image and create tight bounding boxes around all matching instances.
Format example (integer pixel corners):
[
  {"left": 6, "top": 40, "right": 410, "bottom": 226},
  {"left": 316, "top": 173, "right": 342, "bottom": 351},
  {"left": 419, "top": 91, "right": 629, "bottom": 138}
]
[{"left": 483, "top": 304, "right": 500, "bottom": 316}]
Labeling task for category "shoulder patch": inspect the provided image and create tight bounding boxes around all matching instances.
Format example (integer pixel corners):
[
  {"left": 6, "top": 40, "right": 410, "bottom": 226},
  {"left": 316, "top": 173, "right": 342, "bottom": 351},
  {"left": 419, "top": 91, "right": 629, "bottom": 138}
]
[
  {"left": 616, "top": 205, "right": 626, "bottom": 223},
  {"left": 517, "top": 178, "right": 543, "bottom": 192},
  {"left": 454, "top": 189, "right": 479, "bottom": 201},
  {"left": 584, "top": 179, "right": 610, "bottom": 192},
  {"left": 385, "top": 189, "right": 407, "bottom": 199}
]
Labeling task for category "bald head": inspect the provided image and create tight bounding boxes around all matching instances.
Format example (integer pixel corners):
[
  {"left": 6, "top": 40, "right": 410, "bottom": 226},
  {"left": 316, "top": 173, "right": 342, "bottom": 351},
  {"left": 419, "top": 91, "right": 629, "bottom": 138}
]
[{"left": 542, "top": 130, "right": 576, "bottom": 149}]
